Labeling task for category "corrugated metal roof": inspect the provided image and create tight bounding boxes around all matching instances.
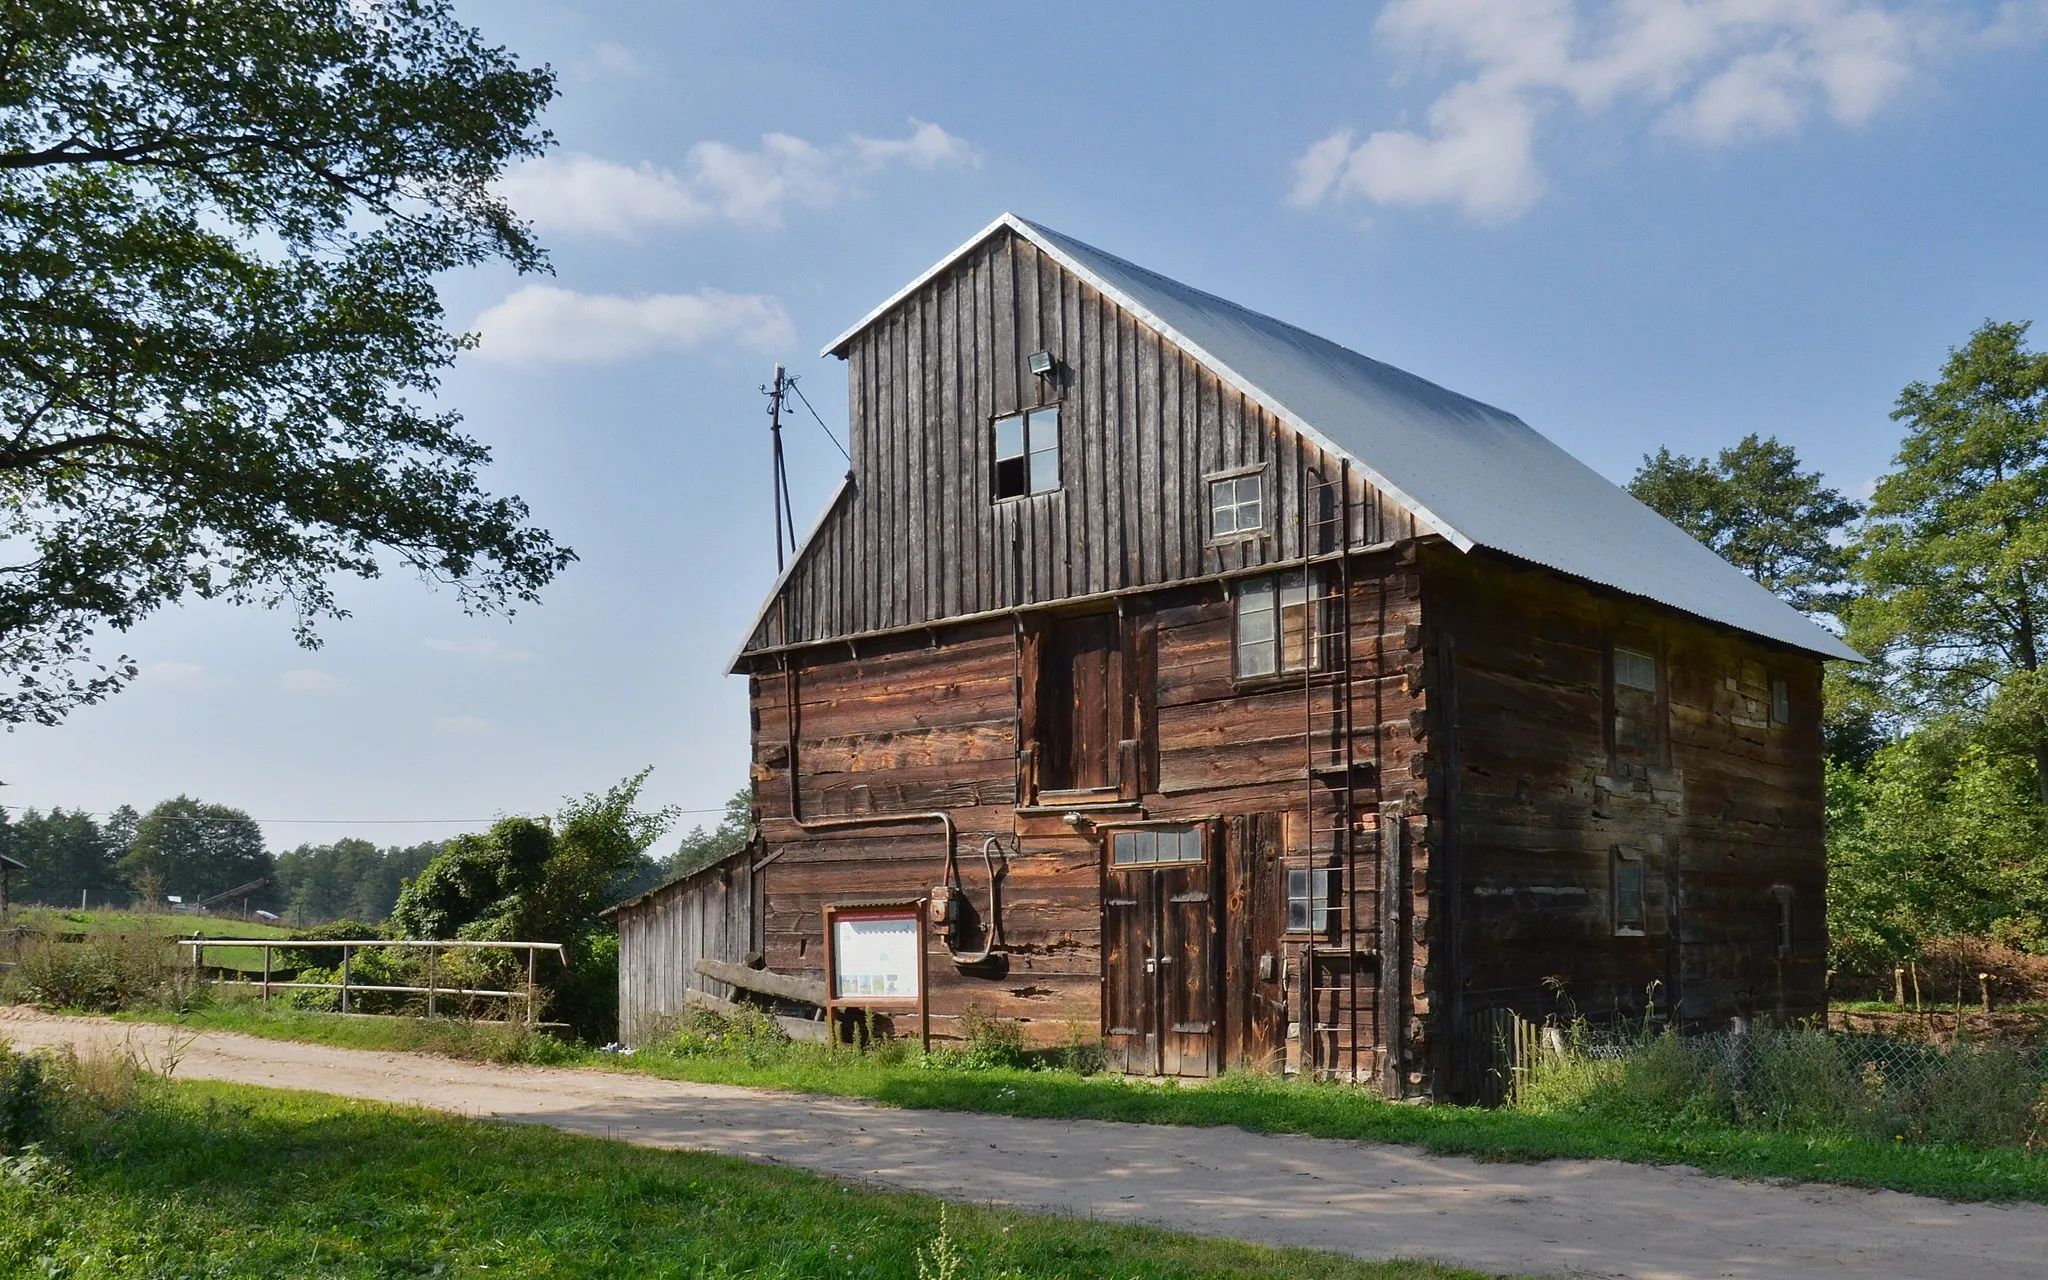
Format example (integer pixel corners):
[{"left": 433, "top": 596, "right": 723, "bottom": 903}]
[{"left": 822, "top": 214, "right": 1856, "bottom": 662}]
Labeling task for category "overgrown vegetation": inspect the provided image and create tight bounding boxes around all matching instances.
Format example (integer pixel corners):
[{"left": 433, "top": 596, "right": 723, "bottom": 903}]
[
  {"left": 1516, "top": 1017, "right": 2048, "bottom": 1152},
  {"left": 0, "top": 1035, "right": 1479, "bottom": 1280}
]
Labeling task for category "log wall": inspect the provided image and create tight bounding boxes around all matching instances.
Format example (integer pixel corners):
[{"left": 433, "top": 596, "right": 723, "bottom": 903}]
[{"left": 1422, "top": 548, "right": 1829, "bottom": 1063}]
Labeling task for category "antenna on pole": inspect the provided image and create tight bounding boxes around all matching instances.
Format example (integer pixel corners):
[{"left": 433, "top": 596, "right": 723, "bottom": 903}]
[{"left": 765, "top": 364, "right": 797, "bottom": 572}]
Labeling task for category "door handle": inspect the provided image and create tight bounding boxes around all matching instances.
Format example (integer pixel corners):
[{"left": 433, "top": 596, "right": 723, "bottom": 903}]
[{"left": 1145, "top": 958, "right": 1157, "bottom": 974}]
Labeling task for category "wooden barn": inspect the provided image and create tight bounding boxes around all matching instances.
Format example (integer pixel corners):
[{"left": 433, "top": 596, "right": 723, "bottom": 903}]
[{"left": 615, "top": 214, "right": 1859, "bottom": 1098}]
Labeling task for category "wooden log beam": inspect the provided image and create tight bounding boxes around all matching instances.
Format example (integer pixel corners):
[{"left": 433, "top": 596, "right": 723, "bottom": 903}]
[
  {"left": 683, "top": 987, "right": 830, "bottom": 1044},
  {"left": 696, "top": 957, "right": 828, "bottom": 1006}
]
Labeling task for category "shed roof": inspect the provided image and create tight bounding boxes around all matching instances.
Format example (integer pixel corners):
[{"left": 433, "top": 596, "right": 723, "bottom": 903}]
[
  {"left": 0, "top": 851, "right": 24, "bottom": 871},
  {"left": 825, "top": 215, "right": 1859, "bottom": 662}
]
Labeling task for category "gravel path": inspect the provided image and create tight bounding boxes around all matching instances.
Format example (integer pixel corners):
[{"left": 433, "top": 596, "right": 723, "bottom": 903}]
[{"left": 6, "top": 1008, "right": 2047, "bottom": 1279}]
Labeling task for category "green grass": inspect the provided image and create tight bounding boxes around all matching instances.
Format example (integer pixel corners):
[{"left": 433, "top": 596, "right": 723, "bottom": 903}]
[
  {"left": 0, "top": 1077, "right": 1490, "bottom": 1279},
  {"left": 10, "top": 907, "right": 296, "bottom": 973},
  {"left": 117, "top": 1002, "right": 2048, "bottom": 1205}
]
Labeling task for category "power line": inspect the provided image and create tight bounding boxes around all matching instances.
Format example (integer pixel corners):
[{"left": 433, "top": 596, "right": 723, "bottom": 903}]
[{"left": 785, "top": 375, "right": 851, "bottom": 464}]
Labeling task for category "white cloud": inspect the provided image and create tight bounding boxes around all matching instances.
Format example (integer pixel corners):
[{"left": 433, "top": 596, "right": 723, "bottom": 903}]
[
  {"left": 1291, "top": 0, "right": 2031, "bottom": 221},
  {"left": 280, "top": 668, "right": 344, "bottom": 694},
  {"left": 500, "top": 119, "right": 980, "bottom": 238},
  {"left": 421, "top": 637, "right": 535, "bottom": 663},
  {"left": 432, "top": 714, "right": 493, "bottom": 735},
  {"left": 471, "top": 285, "right": 794, "bottom": 366},
  {"left": 137, "top": 661, "right": 225, "bottom": 689}
]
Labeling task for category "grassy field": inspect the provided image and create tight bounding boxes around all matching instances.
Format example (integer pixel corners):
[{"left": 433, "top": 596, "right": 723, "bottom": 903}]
[
  {"left": 8, "top": 907, "right": 295, "bottom": 973},
  {"left": 117, "top": 1003, "right": 2048, "bottom": 1205},
  {"left": 0, "top": 1074, "right": 1493, "bottom": 1280}
]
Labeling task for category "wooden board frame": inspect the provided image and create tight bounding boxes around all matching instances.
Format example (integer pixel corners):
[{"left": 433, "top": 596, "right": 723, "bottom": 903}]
[{"left": 821, "top": 899, "right": 930, "bottom": 1050}]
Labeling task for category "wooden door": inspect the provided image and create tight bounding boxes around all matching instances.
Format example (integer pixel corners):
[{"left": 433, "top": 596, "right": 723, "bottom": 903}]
[
  {"left": 1223, "top": 813, "right": 1288, "bottom": 1070},
  {"left": 1102, "top": 828, "right": 1216, "bottom": 1078},
  {"left": 1039, "top": 612, "right": 1119, "bottom": 794}
]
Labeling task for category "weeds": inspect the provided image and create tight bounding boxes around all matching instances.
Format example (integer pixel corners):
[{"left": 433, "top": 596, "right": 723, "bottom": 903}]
[
  {"left": 1518, "top": 1017, "right": 2048, "bottom": 1152},
  {"left": 10, "top": 931, "right": 206, "bottom": 1014}
]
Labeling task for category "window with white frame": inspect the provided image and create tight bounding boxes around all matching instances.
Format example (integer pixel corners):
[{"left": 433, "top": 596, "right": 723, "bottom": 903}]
[
  {"left": 1614, "top": 647, "right": 1657, "bottom": 692},
  {"left": 1287, "top": 866, "right": 1337, "bottom": 932},
  {"left": 1110, "top": 825, "right": 1205, "bottom": 867},
  {"left": 1208, "top": 471, "right": 1264, "bottom": 540},
  {"left": 993, "top": 406, "right": 1060, "bottom": 499},
  {"left": 1235, "top": 570, "right": 1318, "bottom": 678}
]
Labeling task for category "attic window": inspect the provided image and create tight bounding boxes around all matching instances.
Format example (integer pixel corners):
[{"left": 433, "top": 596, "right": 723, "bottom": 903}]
[
  {"left": 994, "top": 406, "right": 1060, "bottom": 499},
  {"left": 1209, "top": 471, "right": 1264, "bottom": 540},
  {"left": 1614, "top": 647, "right": 1657, "bottom": 692}
]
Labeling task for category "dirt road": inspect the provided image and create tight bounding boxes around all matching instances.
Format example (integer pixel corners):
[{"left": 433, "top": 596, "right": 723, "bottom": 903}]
[{"left": 6, "top": 1009, "right": 2047, "bottom": 1279}]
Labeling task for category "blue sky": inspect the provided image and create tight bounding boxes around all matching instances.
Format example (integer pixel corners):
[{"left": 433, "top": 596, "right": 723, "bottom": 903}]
[{"left": 7, "top": 0, "right": 2047, "bottom": 853}]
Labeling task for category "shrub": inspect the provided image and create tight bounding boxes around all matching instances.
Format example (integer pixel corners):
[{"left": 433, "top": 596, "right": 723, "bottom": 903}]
[
  {"left": 13, "top": 932, "right": 205, "bottom": 1014},
  {"left": 955, "top": 1003, "right": 1026, "bottom": 1070}
]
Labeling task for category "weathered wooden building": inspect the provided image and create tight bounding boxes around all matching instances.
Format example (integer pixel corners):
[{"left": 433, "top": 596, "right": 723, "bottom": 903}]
[{"left": 618, "top": 214, "right": 1859, "bottom": 1097}]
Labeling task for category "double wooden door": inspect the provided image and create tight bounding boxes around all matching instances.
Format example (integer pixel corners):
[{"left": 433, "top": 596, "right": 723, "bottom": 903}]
[{"left": 1103, "top": 851, "right": 1215, "bottom": 1077}]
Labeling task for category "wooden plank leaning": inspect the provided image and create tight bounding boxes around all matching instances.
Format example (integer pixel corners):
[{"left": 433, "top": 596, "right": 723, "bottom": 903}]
[
  {"left": 683, "top": 988, "right": 829, "bottom": 1044},
  {"left": 695, "top": 957, "right": 827, "bottom": 1006}
]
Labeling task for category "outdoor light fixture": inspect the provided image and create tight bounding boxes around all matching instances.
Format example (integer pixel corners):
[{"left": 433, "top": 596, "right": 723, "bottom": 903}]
[{"left": 1027, "top": 350, "right": 1056, "bottom": 377}]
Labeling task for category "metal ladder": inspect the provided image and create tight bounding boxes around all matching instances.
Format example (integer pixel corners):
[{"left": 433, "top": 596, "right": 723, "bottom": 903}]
[{"left": 1296, "top": 460, "right": 1373, "bottom": 1081}]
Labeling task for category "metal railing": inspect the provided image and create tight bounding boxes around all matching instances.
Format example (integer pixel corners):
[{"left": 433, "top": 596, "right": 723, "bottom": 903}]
[{"left": 182, "top": 938, "right": 568, "bottom": 1025}]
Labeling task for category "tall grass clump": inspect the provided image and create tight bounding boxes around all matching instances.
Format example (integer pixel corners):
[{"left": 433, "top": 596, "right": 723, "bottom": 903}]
[
  {"left": 1516, "top": 1017, "right": 2048, "bottom": 1151},
  {"left": 11, "top": 932, "right": 206, "bottom": 1015}
]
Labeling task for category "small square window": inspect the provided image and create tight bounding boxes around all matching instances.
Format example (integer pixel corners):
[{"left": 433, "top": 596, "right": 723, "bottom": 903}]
[
  {"left": 1613, "top": 847, "right": 1645, "bottom": 935},
  {"left": 1614, "top": 647, "right": 1657, "bottom": 692},
  {"left": 1770, "top": 677, "right": 1790, "bottom": 725},
  {"left": 1209, "top": 473, "right": 1264, "bottom": 539},
  {"left": 1287, "top": 866, "right": 1337, "bottom": 932},
  {"left": 993, "top": 407, "right": 1060, "bottom": 499}
]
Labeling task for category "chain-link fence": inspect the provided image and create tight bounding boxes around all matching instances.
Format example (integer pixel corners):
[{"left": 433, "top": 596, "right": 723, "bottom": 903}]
[{"left": 1487, "top": 1013, "right": 2048, "bottom": 1150}]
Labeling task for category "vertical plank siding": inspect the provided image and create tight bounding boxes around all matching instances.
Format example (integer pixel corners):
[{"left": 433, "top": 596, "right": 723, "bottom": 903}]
[
  {"left": 742, "top": 228, "right": 1417, "bottom": 656},
  {"left": 613, "top": 854, "right": 756, "bottom": 1047}
]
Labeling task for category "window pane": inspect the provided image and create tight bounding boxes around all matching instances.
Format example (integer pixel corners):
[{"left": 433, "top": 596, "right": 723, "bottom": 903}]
[
  {"left": 1026, "top": 407, "right": 1059, "bottom": 451},
  {"left": 1138, "top": 830, "right": 1159, "bottom": 864},
  {"left": 1615, "top": 648, "right": 1656, "bottom": 691},
  {"left": 1238, "top": 638, "right": 1276, "bottom": 677},
  {"left": 994, "top": 414, "right": 1024, "bottom": 460},
  {"left": 1237, "top": 609, "right": 1275, "bottom": 646},
  {"left": 1179, "top": 827, "right": 1203, "bottom": 863},
  {"left": 1029, "top": 447, "right": 1060, "bottom": 493},
  {"left": 1111, "top": 833, "right": 1133, "bottom": 866},
  {"left": 1280, "top": 600, "right": 1311, "bottom": 672},
  {"left": 1210, "top": 481, "right": 1235, "bottom": 534},
  {"left": 1238, "top": 494, "right": 1262, "bottom": 531},
  {"left": 1240, "top": 577, "right": 1274, "bottom": 611},
  {"left": 995, "top": 456, "right": 1026, "bottom": 500}
]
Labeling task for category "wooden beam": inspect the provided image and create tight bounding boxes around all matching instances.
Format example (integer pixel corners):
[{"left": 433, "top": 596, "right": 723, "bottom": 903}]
[
  {"left": 684, "top": 987, "right": 829, "bottom": 1044},
  {"left": 695, "top": 957, "right": 828, "bottom": 1006}
]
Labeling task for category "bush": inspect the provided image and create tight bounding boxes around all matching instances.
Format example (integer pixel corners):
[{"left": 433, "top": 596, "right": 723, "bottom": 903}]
[
  {"left": 12, "top": 932, "right": 205, "bottom": 1014},
  {"left": 955, "top": 1003, "right": 1026, "bottom": 1070}
]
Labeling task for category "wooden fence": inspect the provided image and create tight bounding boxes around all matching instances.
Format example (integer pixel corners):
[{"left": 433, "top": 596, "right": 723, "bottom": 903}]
[{"left": 609, "top": 852, "right": 757, "bottom": 1047}]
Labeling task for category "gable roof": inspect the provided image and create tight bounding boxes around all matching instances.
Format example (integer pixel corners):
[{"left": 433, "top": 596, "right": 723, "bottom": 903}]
[{"left": 825, "top": 214, "right": 1859, "bottom": 663}]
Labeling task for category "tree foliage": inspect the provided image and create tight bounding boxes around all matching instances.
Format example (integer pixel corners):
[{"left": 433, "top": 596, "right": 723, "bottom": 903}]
[
  {"left": 0, "top": 805, "right": 125, "bottom": 906},
  {"left": 116, "top": 796, "right": 272, "bottom": 904},
  {"left": 274, "top": 837, "right": 440, "bottom": 925},
  {"left": 1848, "top": 320, "right": 2048, "bottom": 802},
  {"left": 1629, "top": 433, "right": 1861, "bottom": 614},
  {"left": 0, "top": 0, "right": 572, "bottom": 724},
  {"left": 390, "top": 771, "right": 677, "bottom": 944}
]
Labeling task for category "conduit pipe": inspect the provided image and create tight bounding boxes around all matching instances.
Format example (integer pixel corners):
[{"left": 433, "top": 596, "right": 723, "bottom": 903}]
[{"left": 755, "top": 655, "right": 1001, "bottom": 965}]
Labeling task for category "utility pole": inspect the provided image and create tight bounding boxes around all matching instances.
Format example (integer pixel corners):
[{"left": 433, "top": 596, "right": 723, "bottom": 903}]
[{"left": 765, "top": 365, "right": 797, "bottom": 572}]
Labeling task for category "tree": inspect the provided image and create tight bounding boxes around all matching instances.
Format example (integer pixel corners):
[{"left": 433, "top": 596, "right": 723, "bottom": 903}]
[
  {"left": 2, "top": 806, "right": 123, "bottom": 907},
  {"left": 117, "top": 796, "right": 272, "bottom": 904},
  {"left": 0, "top": 1, "right": 573, "bottom": 725},
  {"left": 275, "top": 836, "right": 441, "bottom": 924},
  {"left": 667, "top": 788, "right": 754, "bottom": 880},
  {"left": 1629, "top": 434, "right": 1861, "bottom": 614},
  {"left": 1849, "top": 321, "right": 2048, "bottom": 802}
]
